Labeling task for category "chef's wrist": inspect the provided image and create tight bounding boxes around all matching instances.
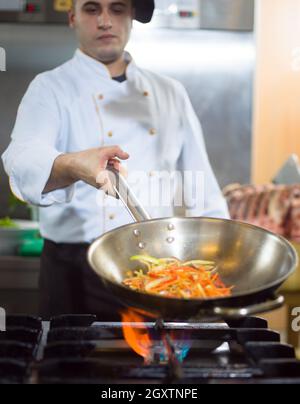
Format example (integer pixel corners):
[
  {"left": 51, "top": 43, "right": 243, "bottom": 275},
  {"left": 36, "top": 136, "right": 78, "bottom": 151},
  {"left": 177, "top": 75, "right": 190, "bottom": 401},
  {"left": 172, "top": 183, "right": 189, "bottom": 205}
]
[
  {"left": 64, "top": 152, "right": 81, "bottom": 183},
  {"left": 43, "top": 153, "right": 77, "bottom": 195}
]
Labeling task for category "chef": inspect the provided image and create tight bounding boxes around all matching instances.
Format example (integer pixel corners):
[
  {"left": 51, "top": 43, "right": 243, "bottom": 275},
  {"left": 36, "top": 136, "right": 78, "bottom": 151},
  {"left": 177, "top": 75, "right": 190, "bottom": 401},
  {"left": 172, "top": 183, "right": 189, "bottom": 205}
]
[{"left": 1, "top": 0, "right": 229, "bottom": 320}]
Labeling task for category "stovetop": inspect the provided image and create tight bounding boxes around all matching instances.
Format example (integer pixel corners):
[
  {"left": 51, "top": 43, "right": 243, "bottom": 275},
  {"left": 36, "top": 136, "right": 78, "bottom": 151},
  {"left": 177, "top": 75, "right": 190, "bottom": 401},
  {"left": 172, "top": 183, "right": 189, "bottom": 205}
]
[{"left": 0, "top": 315, "right": 300, "bottom": 384}]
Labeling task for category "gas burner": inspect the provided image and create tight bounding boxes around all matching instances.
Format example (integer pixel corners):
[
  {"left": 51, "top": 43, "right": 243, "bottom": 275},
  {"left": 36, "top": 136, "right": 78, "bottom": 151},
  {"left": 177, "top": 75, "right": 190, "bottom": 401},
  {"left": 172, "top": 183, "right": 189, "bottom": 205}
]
[{"left": 0, "top": 314, "right": 299, "bottom": 384}]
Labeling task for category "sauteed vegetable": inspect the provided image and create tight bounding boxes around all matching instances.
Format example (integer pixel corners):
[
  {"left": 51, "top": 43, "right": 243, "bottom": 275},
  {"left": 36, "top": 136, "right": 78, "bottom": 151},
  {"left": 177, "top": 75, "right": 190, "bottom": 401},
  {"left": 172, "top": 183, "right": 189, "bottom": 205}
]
[{"left": 123, "top": 255, "right": 233, "bottom": 299}]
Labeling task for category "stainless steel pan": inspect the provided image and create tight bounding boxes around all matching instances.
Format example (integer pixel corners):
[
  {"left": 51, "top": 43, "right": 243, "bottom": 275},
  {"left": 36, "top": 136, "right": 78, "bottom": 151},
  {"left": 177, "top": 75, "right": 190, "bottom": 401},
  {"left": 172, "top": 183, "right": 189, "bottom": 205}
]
[{"left": 88, "top": 169, "right": 298, "bottom": 320}]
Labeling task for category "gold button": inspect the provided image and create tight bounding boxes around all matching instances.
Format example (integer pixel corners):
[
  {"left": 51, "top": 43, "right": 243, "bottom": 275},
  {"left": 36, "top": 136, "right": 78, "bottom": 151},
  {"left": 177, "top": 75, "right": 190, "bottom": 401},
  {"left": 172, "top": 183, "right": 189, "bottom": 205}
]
[
  {"left": 109, "top": 214, "right": 115, "bottom": 220},
  {"left": 98, "top": 94, "right": 104, "bottom": 100},
  {"left": 108, "top": 131, "right": 113, "bottom": 138},
  {"left": 143, "top": 91, "right": 149, "bottom": 97},
  {"left": 149, "top": 128, "right": 157, "bottom": 136}
]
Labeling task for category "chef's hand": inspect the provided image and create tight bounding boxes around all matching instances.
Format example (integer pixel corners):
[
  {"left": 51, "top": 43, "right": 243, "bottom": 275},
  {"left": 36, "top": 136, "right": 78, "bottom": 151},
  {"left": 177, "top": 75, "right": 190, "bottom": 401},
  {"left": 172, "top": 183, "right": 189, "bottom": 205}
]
[
  {"left": 72, "top": 145, "right": 129, "bottom": 190},
  {"left": 43, "top": 146, "right": 129, "bottom": 195}
]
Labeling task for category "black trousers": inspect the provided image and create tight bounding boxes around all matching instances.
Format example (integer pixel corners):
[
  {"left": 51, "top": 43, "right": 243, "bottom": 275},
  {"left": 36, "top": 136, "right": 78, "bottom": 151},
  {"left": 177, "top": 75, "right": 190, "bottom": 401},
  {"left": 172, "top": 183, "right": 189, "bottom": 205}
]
[{"left": 39, "top": 239, "right": 124, "bottom": 321}]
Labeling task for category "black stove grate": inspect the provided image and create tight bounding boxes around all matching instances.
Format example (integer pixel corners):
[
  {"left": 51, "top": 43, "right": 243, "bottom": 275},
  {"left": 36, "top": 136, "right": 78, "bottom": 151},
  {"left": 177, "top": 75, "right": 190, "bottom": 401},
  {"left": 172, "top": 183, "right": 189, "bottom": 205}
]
[{"left": 0, "top": 315, "right": 299, "bottom": 384}]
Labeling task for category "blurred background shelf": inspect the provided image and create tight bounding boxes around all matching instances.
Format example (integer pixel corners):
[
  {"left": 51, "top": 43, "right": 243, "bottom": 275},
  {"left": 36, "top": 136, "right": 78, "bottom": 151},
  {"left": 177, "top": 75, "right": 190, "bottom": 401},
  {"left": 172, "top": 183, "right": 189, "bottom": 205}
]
[{"left": 0, "top": 255, "right": 40, "bottom": 315}]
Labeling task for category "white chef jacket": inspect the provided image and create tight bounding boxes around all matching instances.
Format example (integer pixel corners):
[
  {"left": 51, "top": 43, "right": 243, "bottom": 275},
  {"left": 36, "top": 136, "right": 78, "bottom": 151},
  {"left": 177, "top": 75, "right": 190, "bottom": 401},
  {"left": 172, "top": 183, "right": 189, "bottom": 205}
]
[{"left": 2, "top": 49, "right": 229, "bottom": 243}]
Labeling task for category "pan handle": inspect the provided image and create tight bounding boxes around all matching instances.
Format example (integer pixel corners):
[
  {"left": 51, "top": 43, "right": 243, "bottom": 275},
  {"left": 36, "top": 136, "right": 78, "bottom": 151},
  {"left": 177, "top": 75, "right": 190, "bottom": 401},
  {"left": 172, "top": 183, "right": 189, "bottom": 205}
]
[
  {"left": 212, "top": 295, "right": 285, "bottom": 318},
  {"left": 107, "top": 166, "right": 152, "bottom": 223}
]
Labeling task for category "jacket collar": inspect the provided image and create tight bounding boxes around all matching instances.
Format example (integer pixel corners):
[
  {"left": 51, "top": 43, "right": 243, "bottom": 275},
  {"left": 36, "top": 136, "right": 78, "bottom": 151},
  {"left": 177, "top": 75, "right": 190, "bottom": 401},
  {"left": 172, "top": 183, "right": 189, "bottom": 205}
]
[{"left": 73, "top": 48, "right": 137, "bottom": 82}]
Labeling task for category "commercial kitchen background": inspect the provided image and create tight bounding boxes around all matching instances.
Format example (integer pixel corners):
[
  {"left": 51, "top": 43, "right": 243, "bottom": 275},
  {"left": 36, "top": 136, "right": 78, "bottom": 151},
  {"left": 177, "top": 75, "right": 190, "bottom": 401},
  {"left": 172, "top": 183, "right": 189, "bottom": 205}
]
[{"left": 0, "top": 0, "right": 300, "bottom": 352}]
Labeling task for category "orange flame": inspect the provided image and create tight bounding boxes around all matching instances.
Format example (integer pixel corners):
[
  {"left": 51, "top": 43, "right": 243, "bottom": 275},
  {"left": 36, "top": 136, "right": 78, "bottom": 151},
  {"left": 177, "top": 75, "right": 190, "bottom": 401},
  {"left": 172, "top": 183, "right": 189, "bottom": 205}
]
[{"left": 121, "top": 309, "right": 153, "bottom": 360}]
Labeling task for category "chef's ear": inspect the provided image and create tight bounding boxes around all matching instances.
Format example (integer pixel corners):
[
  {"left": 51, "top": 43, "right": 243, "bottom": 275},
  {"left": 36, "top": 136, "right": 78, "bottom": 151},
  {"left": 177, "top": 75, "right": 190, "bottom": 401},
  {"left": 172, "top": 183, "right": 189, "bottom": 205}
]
[
  {"left": 69, "top": 9, "right": 76, "bottom": 29},
  {"left": 69, "top": 0, "right": 76, "bottom": 29}
]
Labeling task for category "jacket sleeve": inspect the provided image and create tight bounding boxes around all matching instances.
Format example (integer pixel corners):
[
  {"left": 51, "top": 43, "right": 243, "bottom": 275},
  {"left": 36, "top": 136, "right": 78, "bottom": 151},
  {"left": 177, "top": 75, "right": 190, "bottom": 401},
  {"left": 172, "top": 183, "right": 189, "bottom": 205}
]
[
  {"left": 1, "top": 75, "right": 75, "bottom": 207},
  {"left": 176, "top": 83, "right": 229, "bottom": 219}
]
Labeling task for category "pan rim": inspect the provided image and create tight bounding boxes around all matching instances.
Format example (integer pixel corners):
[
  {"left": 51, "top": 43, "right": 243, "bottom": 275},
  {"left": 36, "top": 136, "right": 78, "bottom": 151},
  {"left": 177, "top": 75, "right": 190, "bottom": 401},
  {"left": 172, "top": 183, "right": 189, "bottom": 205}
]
[{"left": 88, "top": 216, "right": 298, "bottom": 303}]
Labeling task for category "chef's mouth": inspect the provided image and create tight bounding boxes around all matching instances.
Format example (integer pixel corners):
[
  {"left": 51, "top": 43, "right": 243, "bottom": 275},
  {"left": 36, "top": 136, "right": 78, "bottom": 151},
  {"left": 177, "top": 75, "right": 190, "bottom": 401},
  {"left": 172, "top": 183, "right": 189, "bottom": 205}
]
[{"left": 97, "top": 35, "right": 118, "bottom": 41}]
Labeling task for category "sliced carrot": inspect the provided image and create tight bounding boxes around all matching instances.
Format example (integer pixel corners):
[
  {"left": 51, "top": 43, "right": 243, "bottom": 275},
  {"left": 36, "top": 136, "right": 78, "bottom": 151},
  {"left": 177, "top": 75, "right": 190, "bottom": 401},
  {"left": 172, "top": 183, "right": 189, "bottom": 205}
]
[{"left": 123, "top": 257, "right": 233, "bottom": 299}]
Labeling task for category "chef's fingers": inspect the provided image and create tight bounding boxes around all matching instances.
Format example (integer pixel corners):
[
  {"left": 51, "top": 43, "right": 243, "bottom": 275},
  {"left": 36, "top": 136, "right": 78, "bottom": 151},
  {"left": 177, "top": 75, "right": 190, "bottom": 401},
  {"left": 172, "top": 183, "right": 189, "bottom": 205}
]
[
  {"left": 102, "top": 146, "right": 129, "bottom": 162},
  {"left": 108, "top": 158, "right": 128, "bottom": 178},
  {"left": 96, "top": 170, "right": 116, "bottom": 196},
  {"left": 108, "top": 158, "right": 120, "bottom": 169},
  {"left": 95, "top": 147, "right": 129, "bottom": 196},
  {"left": 97, "top": 146, "right": 129, "bottom": 171}
]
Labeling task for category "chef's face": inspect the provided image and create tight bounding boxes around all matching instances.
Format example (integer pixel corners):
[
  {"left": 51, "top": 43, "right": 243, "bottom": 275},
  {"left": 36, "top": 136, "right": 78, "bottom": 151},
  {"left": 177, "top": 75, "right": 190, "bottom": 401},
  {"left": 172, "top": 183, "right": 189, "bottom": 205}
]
[{"left": 69, "top": 0, "right": 134, "bottom": 64}]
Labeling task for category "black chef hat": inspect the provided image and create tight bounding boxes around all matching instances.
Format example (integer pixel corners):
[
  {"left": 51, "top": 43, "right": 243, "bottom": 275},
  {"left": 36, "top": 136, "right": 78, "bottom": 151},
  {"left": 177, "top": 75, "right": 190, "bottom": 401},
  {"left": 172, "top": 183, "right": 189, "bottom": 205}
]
[{"left": 133, "top": 0, "right": 155, "bottom": 23}]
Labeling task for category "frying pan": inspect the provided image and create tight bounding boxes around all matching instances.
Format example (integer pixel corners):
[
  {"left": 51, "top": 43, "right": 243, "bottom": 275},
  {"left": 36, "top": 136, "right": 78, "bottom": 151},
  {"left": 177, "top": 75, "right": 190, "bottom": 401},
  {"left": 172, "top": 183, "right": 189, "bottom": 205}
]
[{"left": 88, "top": 168, "right": 298, "bottom": 321}]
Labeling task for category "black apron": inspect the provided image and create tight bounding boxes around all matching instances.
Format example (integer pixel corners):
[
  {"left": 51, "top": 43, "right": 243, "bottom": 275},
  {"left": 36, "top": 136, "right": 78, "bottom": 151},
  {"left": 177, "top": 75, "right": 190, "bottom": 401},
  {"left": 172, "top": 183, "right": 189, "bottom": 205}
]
[{"left": 39, "top": 239, "right": 124, "bottom": 321}]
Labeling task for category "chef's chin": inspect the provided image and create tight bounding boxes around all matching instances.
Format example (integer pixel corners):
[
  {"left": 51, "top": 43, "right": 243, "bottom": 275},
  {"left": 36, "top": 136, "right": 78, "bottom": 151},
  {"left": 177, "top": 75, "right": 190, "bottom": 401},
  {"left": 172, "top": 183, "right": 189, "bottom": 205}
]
[{"left": 94, "top": 47, "right": 123, "bottom": 65}]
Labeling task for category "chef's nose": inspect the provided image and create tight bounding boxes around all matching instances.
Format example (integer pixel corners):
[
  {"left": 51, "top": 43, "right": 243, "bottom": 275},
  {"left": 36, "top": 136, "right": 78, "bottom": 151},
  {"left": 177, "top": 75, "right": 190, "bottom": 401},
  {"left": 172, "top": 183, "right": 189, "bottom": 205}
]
[{"left": 98, "top": 10, "right": 113, "bottom": 29}]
